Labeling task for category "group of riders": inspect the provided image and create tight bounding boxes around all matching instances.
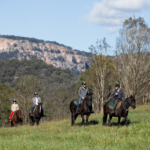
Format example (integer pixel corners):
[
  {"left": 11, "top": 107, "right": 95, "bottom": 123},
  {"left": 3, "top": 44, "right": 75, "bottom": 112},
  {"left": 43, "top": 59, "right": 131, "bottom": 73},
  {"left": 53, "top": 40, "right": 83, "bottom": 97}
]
[
  {"left": 9, "top": 92, "right": 45, "bottom": 122},
  {"left": 9, "top": 82, "right": 125, "bottom": 122}
]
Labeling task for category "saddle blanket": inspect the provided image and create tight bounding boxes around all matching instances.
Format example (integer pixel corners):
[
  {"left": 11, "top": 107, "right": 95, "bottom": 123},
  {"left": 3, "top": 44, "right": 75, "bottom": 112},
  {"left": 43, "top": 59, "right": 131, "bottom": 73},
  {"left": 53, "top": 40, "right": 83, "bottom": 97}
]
[
  {"left": 108, "top": 101, "right": 121, "bottom": 109},
  {"left": 74, "top": 99, "right": 83, "bottom": 105},
  {"left": 29, "top": 107, "right": 36, "bottom": 113}
]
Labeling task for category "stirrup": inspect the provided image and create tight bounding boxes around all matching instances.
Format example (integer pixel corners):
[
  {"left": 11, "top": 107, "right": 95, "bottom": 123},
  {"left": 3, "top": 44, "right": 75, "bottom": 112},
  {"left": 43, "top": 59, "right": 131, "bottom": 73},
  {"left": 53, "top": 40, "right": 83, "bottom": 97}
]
[
  {"left": 76, "top": 110, "right": 79, "bottom": 114},
  {"left": 30, "top": 113, "right": 34, "bottom": 117},
  {"left": 111, "top": 111, "right": 115, "bottom": 114}
]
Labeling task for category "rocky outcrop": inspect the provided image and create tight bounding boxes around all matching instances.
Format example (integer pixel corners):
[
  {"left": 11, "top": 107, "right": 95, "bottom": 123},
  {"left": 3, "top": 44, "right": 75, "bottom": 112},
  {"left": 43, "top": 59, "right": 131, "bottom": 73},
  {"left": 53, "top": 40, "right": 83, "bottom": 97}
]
[{"left": 0, "top": 35, "right": 90, "bottom": 75}]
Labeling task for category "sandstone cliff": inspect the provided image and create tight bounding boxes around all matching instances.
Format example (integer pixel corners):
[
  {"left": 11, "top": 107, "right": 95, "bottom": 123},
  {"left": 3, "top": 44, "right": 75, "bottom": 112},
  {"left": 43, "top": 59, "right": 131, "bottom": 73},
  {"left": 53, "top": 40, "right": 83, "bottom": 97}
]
[{"left": 0, "top": 35, "right": 89, "bottom": 75}]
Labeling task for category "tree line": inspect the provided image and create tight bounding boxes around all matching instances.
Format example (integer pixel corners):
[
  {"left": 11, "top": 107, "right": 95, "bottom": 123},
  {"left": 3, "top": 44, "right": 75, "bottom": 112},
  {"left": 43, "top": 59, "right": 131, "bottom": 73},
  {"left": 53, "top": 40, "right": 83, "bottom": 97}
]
[
  {"left": 0, "top": 58, "right": 78, "bottom": 126},
  {"left": 77, "top": 17, "right": 150, "bottom": 113}
]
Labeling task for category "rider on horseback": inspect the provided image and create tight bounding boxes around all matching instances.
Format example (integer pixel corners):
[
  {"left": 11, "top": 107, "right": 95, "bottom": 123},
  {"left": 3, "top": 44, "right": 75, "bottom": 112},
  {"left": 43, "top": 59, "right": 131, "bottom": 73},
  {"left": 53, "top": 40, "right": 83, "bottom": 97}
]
[
  {"left": 30, "top": 92, "right": 45, "bottom": 117},
  {"left": 9, "top": 100, "right": 19, "bottom": 121},
  {"left": 76, "top": 82, "right": 94, "bottom": 114},
  {"left": 112, "top": 84, "right": 125, "bottom": 113}
]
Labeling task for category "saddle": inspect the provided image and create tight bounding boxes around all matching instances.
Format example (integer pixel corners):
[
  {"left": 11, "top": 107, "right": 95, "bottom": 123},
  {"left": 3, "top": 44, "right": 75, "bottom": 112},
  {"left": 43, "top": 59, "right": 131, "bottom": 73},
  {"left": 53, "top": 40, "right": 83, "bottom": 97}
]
[
  {"left": 74, "top": 99, "right": 83, "bottom": 105},
  {"left": 108, "top": 101, "right": 122, "bottom": 109},
  {"left": 30, "top": 107, "right": 36, "bottom": 113}
]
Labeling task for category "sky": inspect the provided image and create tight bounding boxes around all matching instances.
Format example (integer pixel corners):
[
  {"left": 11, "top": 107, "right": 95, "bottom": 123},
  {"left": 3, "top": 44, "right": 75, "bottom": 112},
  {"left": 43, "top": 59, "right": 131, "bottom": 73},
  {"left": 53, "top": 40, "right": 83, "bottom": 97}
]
[{"left": 0, "top": 0, "right": 150, "bottom": 55}]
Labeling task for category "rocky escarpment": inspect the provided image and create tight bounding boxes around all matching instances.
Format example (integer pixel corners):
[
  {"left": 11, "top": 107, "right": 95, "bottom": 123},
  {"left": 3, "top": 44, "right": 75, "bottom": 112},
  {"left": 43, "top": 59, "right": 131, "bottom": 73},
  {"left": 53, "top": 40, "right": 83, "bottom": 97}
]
[{"left": 0, "top": 35, "right": 90, "bottom": 75}]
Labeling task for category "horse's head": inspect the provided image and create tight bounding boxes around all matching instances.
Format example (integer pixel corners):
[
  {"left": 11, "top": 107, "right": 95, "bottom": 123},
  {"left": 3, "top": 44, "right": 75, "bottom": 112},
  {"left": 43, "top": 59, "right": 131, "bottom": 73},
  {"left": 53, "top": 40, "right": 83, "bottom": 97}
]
[
  {"left": 86, "top": 93, "right": 92, "bottom": 106},
  {"left": 17, "top": 110, "right": 22, "bottom": 119},
  {"left": 38, "top": 103, "right": 43, "bottom": 113},
  {"left": 127, "top": 95, "right": 136, "bottom": 109}
]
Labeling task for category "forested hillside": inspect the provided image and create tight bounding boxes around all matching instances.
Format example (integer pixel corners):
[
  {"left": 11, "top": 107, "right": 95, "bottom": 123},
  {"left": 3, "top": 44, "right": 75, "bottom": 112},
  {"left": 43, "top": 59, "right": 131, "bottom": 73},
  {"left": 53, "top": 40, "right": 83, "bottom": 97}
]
[{"left": 0, "top": 58, "right": 79, "bottom": 126}]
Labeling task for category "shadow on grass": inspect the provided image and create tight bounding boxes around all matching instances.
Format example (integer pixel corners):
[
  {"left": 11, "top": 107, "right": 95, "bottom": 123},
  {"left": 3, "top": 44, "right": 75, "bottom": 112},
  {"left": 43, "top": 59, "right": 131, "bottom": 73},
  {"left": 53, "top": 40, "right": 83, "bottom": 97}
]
[
  {"left": 110, "top": 119, "right": 140, "bottom": 126},
  {"left": 75, "top": 120, "right": 99, "bottom": 126}
]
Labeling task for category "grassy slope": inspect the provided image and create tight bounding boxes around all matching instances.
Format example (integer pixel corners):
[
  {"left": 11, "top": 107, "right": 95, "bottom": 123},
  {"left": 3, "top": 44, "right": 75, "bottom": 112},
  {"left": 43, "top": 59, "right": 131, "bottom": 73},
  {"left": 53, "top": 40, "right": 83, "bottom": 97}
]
[{"left": 0, "top": 105, "right": 150, "bottom": 150}]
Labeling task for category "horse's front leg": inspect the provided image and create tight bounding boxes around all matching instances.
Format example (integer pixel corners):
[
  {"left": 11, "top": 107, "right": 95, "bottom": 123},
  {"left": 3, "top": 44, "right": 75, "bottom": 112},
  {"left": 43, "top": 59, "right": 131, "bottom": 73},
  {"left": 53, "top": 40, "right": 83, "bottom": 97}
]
[
  {"left": 86, "top": 114, "right": 89, "bottom": 123},
  {"left": 108, "top": 115, "right": 112, "bottom": 126},
  {"left": 118, "top": 117, "right": 121, "bottom": 127},
  {"left": 9, "top": 122, "right": 12, "bottom": 127},
  {"left": 124, "top": 116, "right": 128, "bottom": 126},
  {"left": 81, "top": 114, "right": 84, "bottom": 124},
  {"left": 72, "top": 113, "right": 76, "bottom": 126}
]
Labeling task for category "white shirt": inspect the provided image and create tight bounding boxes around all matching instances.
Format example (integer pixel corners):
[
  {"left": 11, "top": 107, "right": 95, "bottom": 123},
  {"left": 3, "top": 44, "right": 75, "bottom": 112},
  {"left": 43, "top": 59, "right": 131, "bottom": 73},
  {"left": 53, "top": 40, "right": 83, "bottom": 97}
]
[
  {"left": 36, "top": 98, "right": 38, "bottom": 105},
  {"left": 11, "top": 104, "right": 19, "bottom": 111}
]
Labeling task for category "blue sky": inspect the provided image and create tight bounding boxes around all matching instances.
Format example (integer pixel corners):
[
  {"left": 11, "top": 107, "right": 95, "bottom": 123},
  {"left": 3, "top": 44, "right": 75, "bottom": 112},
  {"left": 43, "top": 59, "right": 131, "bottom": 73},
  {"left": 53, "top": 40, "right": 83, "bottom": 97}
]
[{"left": 0, "top": 0, "right": 150, "bottom": 55}]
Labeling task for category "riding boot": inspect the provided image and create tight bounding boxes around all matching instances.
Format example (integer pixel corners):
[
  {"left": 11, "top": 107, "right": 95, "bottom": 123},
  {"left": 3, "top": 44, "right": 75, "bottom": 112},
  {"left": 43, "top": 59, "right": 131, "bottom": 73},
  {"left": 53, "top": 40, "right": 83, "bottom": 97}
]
[
  {"left": 30, "top": 113, "right": 34, "bottom": 117},
  {"left": 9, "top": 118, "right": 12, "bottom": 122},
  {"left": 90, "top": 110, "right": 94, "bottom": 113}
]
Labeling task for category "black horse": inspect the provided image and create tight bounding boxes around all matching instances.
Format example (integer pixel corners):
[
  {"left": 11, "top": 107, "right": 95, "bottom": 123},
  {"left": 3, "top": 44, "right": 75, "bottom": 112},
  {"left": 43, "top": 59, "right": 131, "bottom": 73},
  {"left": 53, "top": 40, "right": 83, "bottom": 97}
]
[
  {"left": 29, "top": 103, "right": 43, "bottom": 126},
  {"left": 70, "top": 94, "right": 93, "bottom": 126},
  {"left": 103, "top": 95, "right": 136, "bottom": 127}
]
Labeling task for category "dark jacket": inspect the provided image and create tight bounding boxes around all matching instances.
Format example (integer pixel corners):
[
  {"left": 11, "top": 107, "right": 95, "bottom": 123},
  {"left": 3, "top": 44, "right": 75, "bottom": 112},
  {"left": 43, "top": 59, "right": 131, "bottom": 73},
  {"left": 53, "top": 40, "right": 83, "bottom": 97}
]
[
  {"left": 112, "top": 89, "right": 125, "bottom": 100},
  {"left": 78, "top": 87, "right": 89, "bottom": 98}
]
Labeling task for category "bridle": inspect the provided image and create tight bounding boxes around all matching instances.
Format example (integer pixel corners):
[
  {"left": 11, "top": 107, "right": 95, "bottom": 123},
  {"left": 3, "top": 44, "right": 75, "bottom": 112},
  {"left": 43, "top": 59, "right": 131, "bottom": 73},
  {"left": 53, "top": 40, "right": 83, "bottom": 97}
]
[
  {"left": 122, "top": 97, "right": 135, "bottom": 112},
  {"left": 16, "top": 110, "right": 21, "bottom": 118}
]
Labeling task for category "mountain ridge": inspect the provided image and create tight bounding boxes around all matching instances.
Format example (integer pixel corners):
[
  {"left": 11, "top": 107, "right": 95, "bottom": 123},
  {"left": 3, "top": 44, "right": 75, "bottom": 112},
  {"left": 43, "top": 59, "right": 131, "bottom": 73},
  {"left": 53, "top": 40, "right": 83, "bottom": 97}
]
[{"left": 0, "top": 35, "right": 90, "bottom": 75}]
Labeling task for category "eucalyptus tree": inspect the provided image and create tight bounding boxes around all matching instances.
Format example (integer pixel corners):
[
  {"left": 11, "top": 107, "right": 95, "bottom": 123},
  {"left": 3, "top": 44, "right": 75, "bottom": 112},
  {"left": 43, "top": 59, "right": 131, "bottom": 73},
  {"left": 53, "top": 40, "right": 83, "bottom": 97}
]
[
  {"left": 114, "top": 17, "right": 150, "bottom": 99},
  {"left": 89, "top": 38, "right": 112, "bottom": 113}
]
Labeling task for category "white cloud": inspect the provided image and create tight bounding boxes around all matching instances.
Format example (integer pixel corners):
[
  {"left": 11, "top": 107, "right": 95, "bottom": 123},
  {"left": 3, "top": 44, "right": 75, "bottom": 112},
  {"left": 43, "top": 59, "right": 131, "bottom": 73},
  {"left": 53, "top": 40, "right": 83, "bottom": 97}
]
[
  {"left": 105, "top": 0, "right": 150, "bottom": 11},
  {"left": 84, "top": 0, "right": 150, "bottom": 32}
]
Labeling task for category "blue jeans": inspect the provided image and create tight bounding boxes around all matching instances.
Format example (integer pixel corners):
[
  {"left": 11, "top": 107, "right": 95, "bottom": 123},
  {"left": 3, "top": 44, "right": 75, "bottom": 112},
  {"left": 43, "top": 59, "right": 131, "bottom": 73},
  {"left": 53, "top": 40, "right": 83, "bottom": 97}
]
[
  {"left": 30, "top": 106, "right": 35, "bottom": 113},
  {"left": 76, "top": 97, "right": 82, "bottom": 112}
]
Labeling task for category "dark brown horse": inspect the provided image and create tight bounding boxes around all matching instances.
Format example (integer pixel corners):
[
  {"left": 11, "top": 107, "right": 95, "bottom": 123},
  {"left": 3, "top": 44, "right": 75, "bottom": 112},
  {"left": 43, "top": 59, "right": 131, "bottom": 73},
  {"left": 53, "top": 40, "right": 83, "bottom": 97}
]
[
  {"left": 70, "top": 94, "right": 93, "bottom": 126},
  {"left": 29, "top": 103, "right": 42, "bottom": 126},
  {"left": 103, "top": 95, "right": 136, "bottom": 127},
  {"left": 8, "top": 110, "right": 22, "bottom": 127}
]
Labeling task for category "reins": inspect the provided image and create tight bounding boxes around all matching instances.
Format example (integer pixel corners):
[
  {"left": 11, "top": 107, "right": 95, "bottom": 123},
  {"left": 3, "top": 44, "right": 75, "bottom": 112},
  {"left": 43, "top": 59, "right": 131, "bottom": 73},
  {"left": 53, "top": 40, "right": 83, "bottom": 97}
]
[
  {"left": 121, "top": 98, "right": 130, "bottom": 112},
  {"left": 121, "top": 101, "right": 128, "bottom": 112}
]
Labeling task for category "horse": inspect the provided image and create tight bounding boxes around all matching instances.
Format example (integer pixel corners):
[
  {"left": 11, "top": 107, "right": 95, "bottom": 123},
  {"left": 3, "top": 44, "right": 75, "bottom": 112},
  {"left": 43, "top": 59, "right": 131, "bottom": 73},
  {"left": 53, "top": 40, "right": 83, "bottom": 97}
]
[
  {"left": 103, "top": 95, "right": 136, "bottom": 127},
  {"left": 70, "top": 93, "right": 93, "bottom": 126},
  {"left": 29, "top": 103, "right": 42, "bottom": 126},
  {"left": 8, "top": 110, "right": 22, "bottom": 127}
]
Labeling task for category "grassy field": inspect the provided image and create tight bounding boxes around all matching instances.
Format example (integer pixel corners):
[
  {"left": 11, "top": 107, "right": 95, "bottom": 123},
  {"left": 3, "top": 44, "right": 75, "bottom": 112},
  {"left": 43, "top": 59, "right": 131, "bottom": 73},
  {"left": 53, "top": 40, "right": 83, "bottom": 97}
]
[{"left": 0, "top": 105, "right": 150, "bottom": 150}]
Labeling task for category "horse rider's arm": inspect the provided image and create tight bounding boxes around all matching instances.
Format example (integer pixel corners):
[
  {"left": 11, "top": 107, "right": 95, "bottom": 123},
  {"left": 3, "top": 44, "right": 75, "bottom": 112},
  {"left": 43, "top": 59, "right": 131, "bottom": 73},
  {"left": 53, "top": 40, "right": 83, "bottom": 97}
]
[
  {"left": 122, "top": 90, "right": 125, "bottom": 99},
  {"left": 17, "top": 104, "right": 19, "bottom": 110},
  {"left": 87, "top": 88, "right": 90, "bottom": 95},
  {"left": 78, "top": 87, "right": 82, "bottom": 98},
  {"left": 112, "top": 90, "right": 116, "bottom": 98},
  {"left": 38, "top": 97, "right": 41, "bottom": 103},
  {"left": 33, "top": 98, "right": 36, "bottom": 106}
]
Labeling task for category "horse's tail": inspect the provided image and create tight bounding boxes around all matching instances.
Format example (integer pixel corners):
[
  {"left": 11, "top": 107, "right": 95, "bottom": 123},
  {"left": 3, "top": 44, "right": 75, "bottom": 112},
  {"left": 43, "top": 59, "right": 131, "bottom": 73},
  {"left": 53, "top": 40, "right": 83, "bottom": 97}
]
[{"left": 70, "top": 100, "right": 74, "bottom": 113}]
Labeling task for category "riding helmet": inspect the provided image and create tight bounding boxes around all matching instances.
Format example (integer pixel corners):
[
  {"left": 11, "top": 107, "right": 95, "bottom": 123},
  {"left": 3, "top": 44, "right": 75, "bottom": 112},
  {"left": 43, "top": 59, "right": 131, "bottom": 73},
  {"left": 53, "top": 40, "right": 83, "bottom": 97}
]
[
  {"left": 13, "top": 99, "right": 16, "bottom": 102},
  {"left": 115, "top": 84, "right": 120, "bottom": 88},
  {"left": 34, "top": 92, "right": 38, "bottom": 95},
  {"left": 82, "top": 81, "right": 86, "bottom": 85}
]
